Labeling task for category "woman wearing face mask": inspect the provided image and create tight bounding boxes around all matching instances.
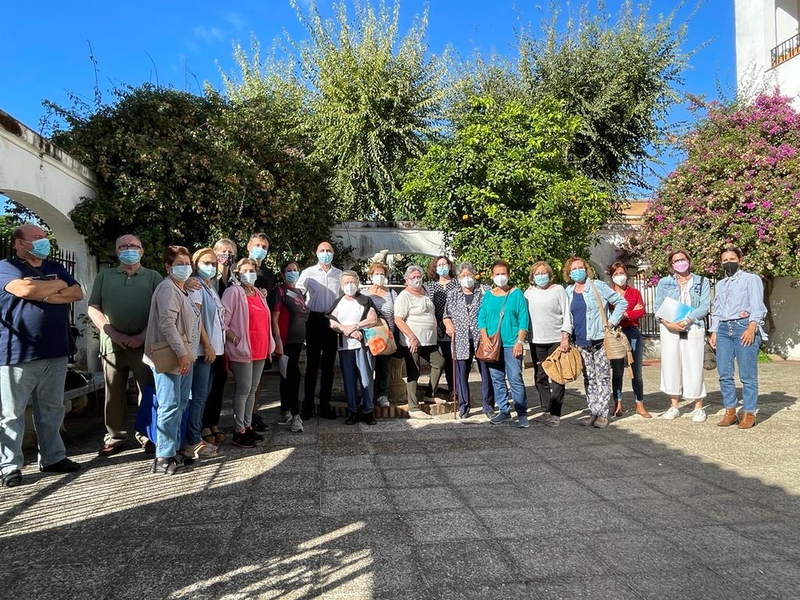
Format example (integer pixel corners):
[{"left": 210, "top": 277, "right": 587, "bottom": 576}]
[
  {"left": 142, "top": 246, "right": 201, "bottom": 475},
  {"left": 221, "top": 258, "right": 278, "bottom": 448},
  {"left": 607, "top": 262, "right": 649, "bottom": 419},
  {"left": 394, "top": 265, "right": 445, "bottom": 419},
  {"left": 442, "top": 262, "right": 494, "bottom": 419},
  {"left": 654, "top": 250, "right": 711, "bottom": 423},
  {"left": 709, "top": 247, "right": 767, "bottom": 429},
  {"left": 327, "top": 271, "right": 380, "bottom": 425},
  {"left": 362, "top": 262, "right": 396, "bottom": 408},
  {"left": 478, "top": 260, "right": 530, "bottom": 427},
  {"left": 564, "top": 256, "right": 627, "bottom": 429},
  {"left": 200, "top": 238, "right": 237, "bottom": 446},
  {"left": 523, "top": 261, "right": 571, "bottom": 427},
  {"left": 427, "top": 256, "right": 458, "bottom": 400},
  {"left": 184, "top": 248, "right": 226, "bottom": 458},
  {"left": 269, "top": 261, "right": 309, "bottom": 433}
]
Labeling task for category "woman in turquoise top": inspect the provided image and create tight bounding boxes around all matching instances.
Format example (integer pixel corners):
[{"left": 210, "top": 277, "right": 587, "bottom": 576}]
[{"left": 477, "top": 260, "right": 529, "bottom": 427}]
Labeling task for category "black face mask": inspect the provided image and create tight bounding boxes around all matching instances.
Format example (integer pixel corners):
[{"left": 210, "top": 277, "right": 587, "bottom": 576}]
[{"left": 722, "top": 261, "right": 739, "bottom": 277}]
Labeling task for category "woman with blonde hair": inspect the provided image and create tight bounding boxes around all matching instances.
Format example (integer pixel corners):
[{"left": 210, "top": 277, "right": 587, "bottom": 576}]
[{"left": 564, "top": 256, "right": 627, "bottom": 429}]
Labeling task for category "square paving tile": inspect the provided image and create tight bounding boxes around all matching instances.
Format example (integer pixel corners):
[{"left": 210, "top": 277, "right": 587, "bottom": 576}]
[
  {"left": 321, "top": 489, "right": 393, "bottom": 517},
  {"left": 401, "top": 510, "right": 491, "bottom": 542},
  {"left": 389, "top": 487, "right": 466, "bottom": 512}
]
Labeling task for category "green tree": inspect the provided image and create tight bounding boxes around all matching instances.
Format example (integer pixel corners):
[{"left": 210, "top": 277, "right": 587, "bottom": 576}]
[
  {"left": 288, "top": 0, "right": 445, "bottom": 220},
  {"left": 401, "top": 96, "right": 612, "bottom": 285},
  {"left": 624, "top": 91, "right": 800, "bottom": 332},
  {"left": 47, "top": 84, "right": 331, "bottom": 267},
  {"left": 453, "top": 0, "right": 691, "bottom": 198}
]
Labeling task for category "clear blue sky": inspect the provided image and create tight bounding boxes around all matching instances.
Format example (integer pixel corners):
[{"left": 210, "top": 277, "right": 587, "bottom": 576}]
[{"left": 2, "top": 0, "right": 734, "bottom": 183}]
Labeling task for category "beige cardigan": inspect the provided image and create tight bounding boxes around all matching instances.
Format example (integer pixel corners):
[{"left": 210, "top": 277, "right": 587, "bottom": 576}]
[{"left": 143, "top": 278, "right": 199, "bottom": 374}]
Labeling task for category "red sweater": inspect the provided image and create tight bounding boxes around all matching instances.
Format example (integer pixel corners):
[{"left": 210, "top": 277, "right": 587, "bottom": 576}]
[{"left": 613, "top": 286, "right": 645, "bottom": 328}]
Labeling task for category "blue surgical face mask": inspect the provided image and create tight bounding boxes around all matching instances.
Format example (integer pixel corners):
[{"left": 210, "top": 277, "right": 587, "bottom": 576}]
[
  {"left": 240, "top": 271, "right": 257, "bottom": 286},
  {"left": 317, "top": 251, "right": 333, "bottom": 265},
  {"left": 119, "top": 249, "right": 141, "bottom": 266},
  {"left": 198, "top": 264, "right": 218, "bottom": 280},
  {"left": 534, "top": 274, "right": 550, "bottom": 288},
  {"left": 171, "top": 265, "right": 192, "bottom": 282},
  {"left": 436, "top": 265, "right": 450, "bottom": 277},
  {"left": 29, "top": 238, "right": 51, "bottom": 259},
  {"left": 284, "top": 270, "right": 300, "bottom": 284},
  {"left": 249, "top": 247, "right": 267, "bottom": 262},
  {"left": 570, "top": 268, "right": 587, "bottom": 283}
]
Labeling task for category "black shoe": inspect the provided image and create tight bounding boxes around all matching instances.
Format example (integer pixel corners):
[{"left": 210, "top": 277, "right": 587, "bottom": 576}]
[
  {"left": 1, "top": 469, "right": 22, "bottom": 487},
  {"left": 345, "top": 413, "right": 360, "bottom": 425},
  {"left": 150, "top": 457, "right": 187, "bottom": 475},
  {"left": 143, "top": 440, "right": 156, "bottom": 454},
  {"left": 232, "top": 428, "right": 255, "bottom": 448},
  {"left": 301, "top": 411, "right": 313, "bottom": 421},
  {"left": 39, "top": 458, "right": 81, "bottom": 473},
  {"left": 363, "top": 412, "right": 377, "bottom": 425},
  {"left": 252, "top": 414, "right": 268, "bottom": 432},
  {"left": 247, "top": 426, "right": 264, "bottom": 442},
  {"left": 321, "top": 407, "right": 337, "bottom": 420}
]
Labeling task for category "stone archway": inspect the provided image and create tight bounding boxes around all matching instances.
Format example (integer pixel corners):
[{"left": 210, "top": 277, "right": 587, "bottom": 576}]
[{"left": 0, "top": 110, "right": 99, "bottom": 368}]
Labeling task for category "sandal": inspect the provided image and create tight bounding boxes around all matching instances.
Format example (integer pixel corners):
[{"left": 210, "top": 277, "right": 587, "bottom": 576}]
[
  {"left": 201, "top": 429, "right": 216, "bottom": 445},
  {"left": 211, "top": 427, "right": 226, "bottom": 444}
]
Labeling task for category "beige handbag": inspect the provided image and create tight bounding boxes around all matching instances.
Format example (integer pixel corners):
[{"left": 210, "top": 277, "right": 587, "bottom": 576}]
[
  {"left": 589, "top": 280, "right": 633, "bottom": 376},
  {"left": 150, "top": 334, "right": 192, "bottom": 373},
  {"left": 541, "top": 346, "right": 583, "bottom": 385}
]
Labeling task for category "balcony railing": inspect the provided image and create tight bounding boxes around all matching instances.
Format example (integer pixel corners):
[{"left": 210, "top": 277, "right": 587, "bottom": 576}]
[{"left": 771, "top": 32, "right": 800, "bottom": 68}]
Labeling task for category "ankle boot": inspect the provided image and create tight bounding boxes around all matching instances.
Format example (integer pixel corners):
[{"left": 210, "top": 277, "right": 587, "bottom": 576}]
[
  {"left": 717, "top": 408, "right": 739, "bottom": 427},
  {"left": 737, "top": 412, "right": 756, "bottom": 429},
  {"left": 635, "top": 402, "right": 652, "bottom": 419},
  {"left": 612, "top": 401, "right": 623, "bottom": 418}
]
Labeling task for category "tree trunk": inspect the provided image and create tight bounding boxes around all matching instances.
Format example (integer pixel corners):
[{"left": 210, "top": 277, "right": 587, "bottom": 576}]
[{"left": 763, "top": 274, "right": 775, "bottom": 336}]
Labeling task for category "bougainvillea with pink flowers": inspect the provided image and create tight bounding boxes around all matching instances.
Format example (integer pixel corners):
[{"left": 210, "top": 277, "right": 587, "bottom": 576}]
[{"left": 624, "top": 91, "right": 800, "bottom": 296}]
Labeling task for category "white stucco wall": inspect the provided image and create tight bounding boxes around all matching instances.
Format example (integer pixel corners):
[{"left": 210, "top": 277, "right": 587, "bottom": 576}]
[{"left": 766, "top": 277, "right": 800, "bottom": 359}]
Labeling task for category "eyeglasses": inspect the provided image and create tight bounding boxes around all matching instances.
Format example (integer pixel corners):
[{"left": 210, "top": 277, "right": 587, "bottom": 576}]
[{"left": 118, "top": 245, "right": 142, "bottom": 251}]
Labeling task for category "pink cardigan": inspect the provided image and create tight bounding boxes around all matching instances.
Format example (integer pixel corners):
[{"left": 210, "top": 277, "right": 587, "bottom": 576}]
[{"left": 221, "top": 284, "right": 275, "bottom": 363}]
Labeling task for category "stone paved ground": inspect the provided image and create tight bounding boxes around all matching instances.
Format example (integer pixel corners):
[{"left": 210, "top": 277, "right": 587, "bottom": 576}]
[{"left": 2, "top": 361, "right": 800, "bottom": 600}]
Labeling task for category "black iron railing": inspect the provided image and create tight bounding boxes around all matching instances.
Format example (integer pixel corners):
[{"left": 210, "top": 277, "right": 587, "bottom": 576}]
[{"left": 771, "top": 33, "right": 800, "bottom": 68}]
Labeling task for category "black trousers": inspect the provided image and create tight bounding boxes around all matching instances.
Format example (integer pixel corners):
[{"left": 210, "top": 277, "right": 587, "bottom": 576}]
[
  {"left": 280, "top": 343, "right": 303, "bottom": 415},
  {"left": 529, "top": 342, "right": 565, "bottom": 417},
  {"left": 202, "top": 354, "right": 228, "bottom": 429},
  {"left": 303, "top": 312, "right": 338, "bottom": 415}
]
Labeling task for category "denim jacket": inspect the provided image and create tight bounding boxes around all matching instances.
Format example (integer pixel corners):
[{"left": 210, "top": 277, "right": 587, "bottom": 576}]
[
  {"left": 654, "top": 273, "right": 710, "bottom": 325},
  {"left": 565, "top": 279, "right": 627, "bottom": 341}
]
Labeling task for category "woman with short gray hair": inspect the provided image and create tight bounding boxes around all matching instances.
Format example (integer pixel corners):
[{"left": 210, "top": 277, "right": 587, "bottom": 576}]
[{"left": 394, "top": 265, "right": 444, "bottom": 419}]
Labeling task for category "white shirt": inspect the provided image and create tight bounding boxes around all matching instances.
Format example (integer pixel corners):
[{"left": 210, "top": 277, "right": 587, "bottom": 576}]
[
  {"left": 333, "top": 296, "right": 364, "bottom": 350},
  {"left": 296, "top": 264, "right": 343, "bottom": 313}
]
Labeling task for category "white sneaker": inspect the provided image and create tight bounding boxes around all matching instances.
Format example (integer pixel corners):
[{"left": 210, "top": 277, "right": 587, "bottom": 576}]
[
  {"left": 691, "top": 408, "right": 708, "bottom": 423},
  {"left": 290, "top": 415, "right": 304, "bottom": 433},
  {"left": 277, "top": 411, "right": 293, "bottom": 426},
  {"left": 377, "top": 396, "right": 390, "bottom": 408},
  {"left": 661, "top": 407, "right": 681, "bottom": 420}
]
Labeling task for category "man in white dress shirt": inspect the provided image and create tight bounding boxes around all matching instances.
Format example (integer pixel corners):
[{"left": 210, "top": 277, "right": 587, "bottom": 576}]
[{"left": 296, "top": 241, "right": 342, "bottom": 419}]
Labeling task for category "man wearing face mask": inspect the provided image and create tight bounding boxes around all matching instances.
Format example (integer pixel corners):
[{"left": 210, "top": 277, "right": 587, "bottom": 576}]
[
  {"left": 247, "top": 233, "right": 275, "bottom": 293},
  {"left": 0, "top": 225, "right": 84, "bottom": 487},
  {"left": 88, "top": 234, "right": 163, "bottom": 456},
  {"left": 296, "top": 241, "right": 342, "bottom": 420}
]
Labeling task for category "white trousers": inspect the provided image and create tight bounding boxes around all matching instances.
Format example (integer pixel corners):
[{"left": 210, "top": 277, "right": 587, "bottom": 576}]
[{"left": 659, "top": 324, "right": 706, "bottom": 399}]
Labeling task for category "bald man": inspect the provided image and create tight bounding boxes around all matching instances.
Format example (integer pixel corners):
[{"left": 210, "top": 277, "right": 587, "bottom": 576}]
[
  {"left": 0, "top": 225, "right": 84, "bottom": 487},
  {"left": 296, "top": 242, "right": 342, "bottom": 420}
]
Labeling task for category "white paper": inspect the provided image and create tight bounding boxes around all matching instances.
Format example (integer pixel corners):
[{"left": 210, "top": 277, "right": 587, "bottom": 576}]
[{"left": 278, "top": 355, "right": 289, "bottom": 378}]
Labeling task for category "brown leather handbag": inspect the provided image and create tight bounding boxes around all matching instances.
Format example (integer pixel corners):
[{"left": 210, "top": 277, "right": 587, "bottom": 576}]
[{"left": 476, "top": 290, "right": 512, "bottom": 363}]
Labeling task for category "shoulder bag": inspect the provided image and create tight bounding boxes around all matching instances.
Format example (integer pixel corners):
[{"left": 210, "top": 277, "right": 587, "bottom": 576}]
[
  {"left": 541, "top": 346, "right": 583, "bottom": 385},
  {"left": 150, "top": 334, "right": 192, "bottom": 373},
  {"left": 589, "top": 280, "right": 633, "bottom": 372},
  {"left": 476, "top": 288, "right": 513, "bottom": 363}
]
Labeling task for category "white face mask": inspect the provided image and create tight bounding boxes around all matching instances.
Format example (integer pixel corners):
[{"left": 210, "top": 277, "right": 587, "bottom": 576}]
[
  {"left": 240, "top": 272, "right": 257, "bottom": 286},
  {"left": 612, "top": 274, "right": 627, "bottom": 287},
  {"left": 343, "top": 282, "right": 358, "bottom": 296},
  {"left": 459, "top": 276, "right": 475, "bottom": 289},
  {"left": 407, "top": 277, "right": 422, "bottom": 289},
  {"left": 493, "top": 274, "right": 509, "bottom": 287},
  {"left": 371, "top": 274, "right": 387, "bottom": 286}
]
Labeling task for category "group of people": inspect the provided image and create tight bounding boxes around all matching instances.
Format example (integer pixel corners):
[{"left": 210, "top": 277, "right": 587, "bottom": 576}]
[{"left": 0, "top": 224, "right": 767, "bottom": 485}]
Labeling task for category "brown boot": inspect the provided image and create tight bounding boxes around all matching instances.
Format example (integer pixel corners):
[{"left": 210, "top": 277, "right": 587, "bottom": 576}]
[
  {"left": 737, "top": 412, "right": 756, "bottom": 429},
  {"left": 612, "top": 401, "right": 623, "bottom": 418},
  {"left": 635, "top": 402, "right": 652, "bottom": 419},
  {"left": 581, "top": 415, "right": 597, "bottom": 427},
  {"left": 593, "top": 416, "right": 609, "bottom": 428},
  {"left": 717, "top": 408, "right": 739, "bottom": 427}
]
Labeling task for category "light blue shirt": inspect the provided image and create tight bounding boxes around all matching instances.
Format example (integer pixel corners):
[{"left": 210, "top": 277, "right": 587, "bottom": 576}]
[{"left": 709, "top": 270, "right": 767, "bottom": 338}]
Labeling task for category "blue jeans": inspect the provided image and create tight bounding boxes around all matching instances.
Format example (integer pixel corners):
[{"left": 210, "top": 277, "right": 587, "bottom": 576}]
[
  {"left": 611, "top": 326, "right": 644, "bottom": 402},
  {"left": 487, "top": 346, "right": 527, "bottom": 416},
  {"left": 455, "top": 338, "right": 495, "bottom": 416},
  {"left": 339, "top": 347, "right": 375, "bottom": 414},
  {"left": 0, "top": 356, "right": 69, "bottom": 474},
  {"left": 188, "top": 358, "right": 214, "bottom": 445},
  {"left": 153, "top": 366, "right": 193, "bottom": 458},
  {"left": 716, "top": 318, "right": 760, "bottom": 413}
]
